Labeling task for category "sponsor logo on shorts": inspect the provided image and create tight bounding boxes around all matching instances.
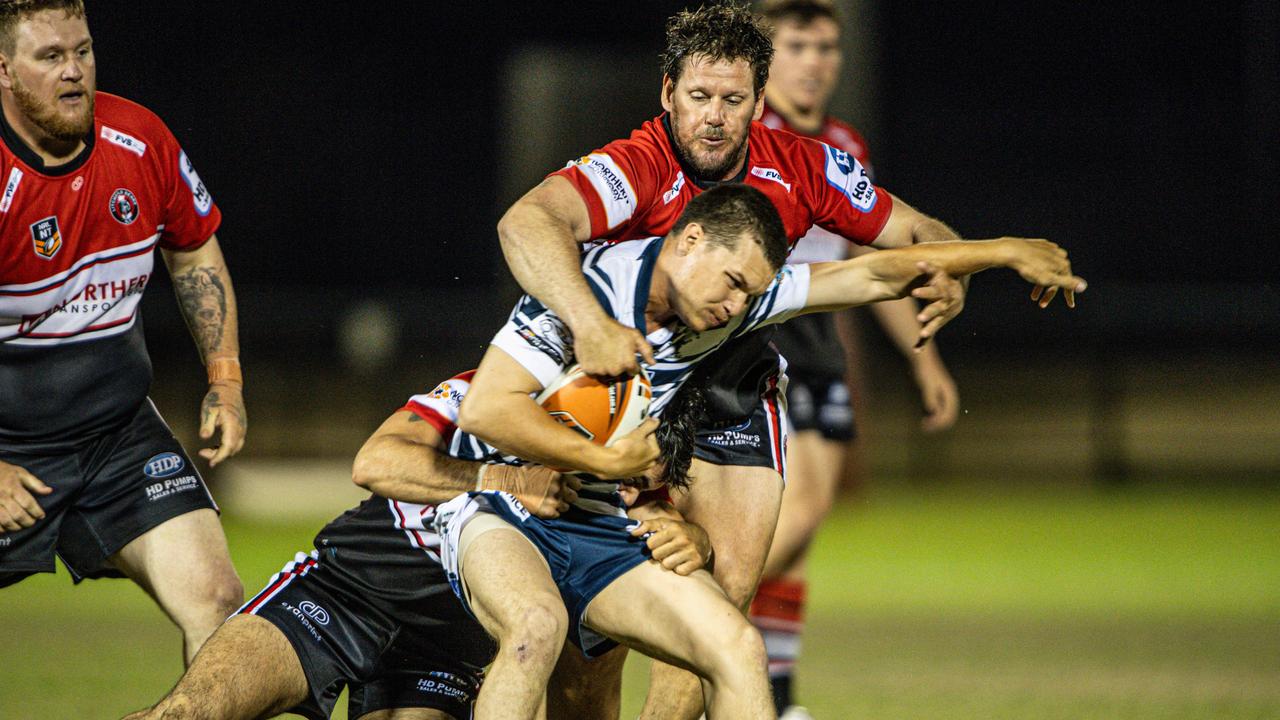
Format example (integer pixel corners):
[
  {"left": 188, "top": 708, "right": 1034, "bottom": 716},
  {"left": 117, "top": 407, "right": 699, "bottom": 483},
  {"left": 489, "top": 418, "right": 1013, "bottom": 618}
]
[
  {"left": 30, "top": 216, "right": 62, "bottom": 259},
  {"left": 109, "top": 188, "right": 140, "bottom": 225},
  {"left": 704, "top": 430, "right": 762, "bottom": 449},
  {"left": 144, "top": 452, "right": 185, "bottom": 478},
  {"left": 416, "top": 671, "right": 476, "bottom": 701},
  {"left": 298, "top": 600, "right": 330, "bottom": 625},
  {"left": 0, "top": 536, "right": 12, "bottom": 547},
  {"left": 144, "top": 475, "right": 200, "bottom": 501},
  {"left": 279, "top": 601, "right": 324, "bottom": 643}
]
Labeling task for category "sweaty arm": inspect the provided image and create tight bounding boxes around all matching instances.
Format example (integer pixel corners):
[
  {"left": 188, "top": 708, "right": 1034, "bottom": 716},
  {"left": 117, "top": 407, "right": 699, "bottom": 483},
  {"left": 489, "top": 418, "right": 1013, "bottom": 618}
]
[
  {"left": 869, "top": 193, "right": 963, "bottom": 249},
  {"left": 802, "top": 238, "right": 1087, "bottom": 316},
  {"left": 457, "top": 345, "right": 660, "bottom": 479},
  {"left": 497, "top": 177, "right": 655, "bottom": 375},
  {"left": 160, "top": 233, "right": 245, "bottom": 466},
  {"left": 353, "top": 409, "right": 577, "bottom": 518}
]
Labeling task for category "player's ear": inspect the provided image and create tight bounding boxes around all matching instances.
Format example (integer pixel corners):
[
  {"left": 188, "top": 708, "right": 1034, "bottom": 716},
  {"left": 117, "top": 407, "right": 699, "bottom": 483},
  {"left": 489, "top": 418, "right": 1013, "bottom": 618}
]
[
  {"left": 660, "top": 74, "right": 675, "bottom": 113},
  {"left": 675, "top": 222, "right": 702, "bottom": 255},
  {"left": 0, "top": 55, "right": 12, "bottom": 90},
  {"left": 752, "top": 89, "right": 765, "bottom": 121}
]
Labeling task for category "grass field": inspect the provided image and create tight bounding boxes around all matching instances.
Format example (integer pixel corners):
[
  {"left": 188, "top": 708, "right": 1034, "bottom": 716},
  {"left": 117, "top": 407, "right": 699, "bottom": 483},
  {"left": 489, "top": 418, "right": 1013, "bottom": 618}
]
[{"left": 3, "top": 483, "right": 1278, "bottom": 719}]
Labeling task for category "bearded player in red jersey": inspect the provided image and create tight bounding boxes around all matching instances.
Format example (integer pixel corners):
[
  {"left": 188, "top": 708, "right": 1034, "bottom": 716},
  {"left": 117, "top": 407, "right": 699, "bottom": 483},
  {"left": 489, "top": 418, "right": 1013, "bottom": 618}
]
[
  {"left": 0, "top": 0, "right": 246, "bottom": 665},
  {"left": 752, "top": 2, "right": 959, "bottom": 716},
  {"left": 499, "top": 3, "right": 1077, "bottom": 718}
]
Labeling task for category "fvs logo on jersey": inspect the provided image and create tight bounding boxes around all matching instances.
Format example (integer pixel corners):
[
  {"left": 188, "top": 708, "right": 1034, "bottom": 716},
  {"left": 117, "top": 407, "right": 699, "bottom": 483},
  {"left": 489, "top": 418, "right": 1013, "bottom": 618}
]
[{"left": 30, "top": 216, "right": 62, "bottom": 259}]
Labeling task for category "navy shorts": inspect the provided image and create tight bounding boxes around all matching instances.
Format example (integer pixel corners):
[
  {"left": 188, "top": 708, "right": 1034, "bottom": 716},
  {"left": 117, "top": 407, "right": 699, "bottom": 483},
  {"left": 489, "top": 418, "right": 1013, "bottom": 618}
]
[
  {"left": 0, "top": 399, "right": 216, "bottom": 587},
  {"left": 238, "top": 520, "right": 493, "bottom": 720},
  {"left": 438, "top": 491, "right": 651, "bottom": 658},
  {"left": 785, "top": 371, "right": 856, "bottom": 442},
  {"left": 693, "top": 373, "right": 789, "bottom": 480}
]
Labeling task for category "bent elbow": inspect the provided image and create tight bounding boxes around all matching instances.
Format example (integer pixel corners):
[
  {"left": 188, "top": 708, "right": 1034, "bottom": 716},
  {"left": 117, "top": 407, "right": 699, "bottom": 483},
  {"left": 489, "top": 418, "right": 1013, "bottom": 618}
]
[{"left": 350, "top": 449, "right": 381, "bottom": 491}]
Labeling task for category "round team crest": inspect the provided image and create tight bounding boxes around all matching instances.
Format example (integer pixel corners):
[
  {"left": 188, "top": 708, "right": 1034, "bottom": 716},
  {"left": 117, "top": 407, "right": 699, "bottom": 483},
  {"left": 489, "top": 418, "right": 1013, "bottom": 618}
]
[{"left": 109, "top": 188, "right": 139, "bottom": 225}]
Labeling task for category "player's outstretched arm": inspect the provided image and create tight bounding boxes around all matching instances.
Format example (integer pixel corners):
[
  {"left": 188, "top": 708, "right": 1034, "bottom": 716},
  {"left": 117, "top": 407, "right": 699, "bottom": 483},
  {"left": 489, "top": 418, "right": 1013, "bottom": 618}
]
[
  {"left": 353, "top": 412, "right": 579, "bottom": 518},
  {"left": 458, "top": 345, "right": 660, "bottom": 479},
  {"left": 161, "top": 233, "right": 246, "bottom": 468},
  {"left": 498, "top": 177, "right": 656, "bottom": 377},
  {"left": 803, "top": 238, "right": 1087, "bottom": 316}
]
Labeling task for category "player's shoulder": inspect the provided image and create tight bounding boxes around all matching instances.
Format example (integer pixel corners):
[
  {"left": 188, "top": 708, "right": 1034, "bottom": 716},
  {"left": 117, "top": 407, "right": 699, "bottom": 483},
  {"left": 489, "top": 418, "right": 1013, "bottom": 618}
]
[
  {"left": 93, "top": 92, "right": 179, "bottom": 156},
  {"left": 821, "top": 116, "right": 872, "bottom": 162},
  {"left": 404, "top": 370, "right": 477, "bottom": 425},
  {"left": 750, "top": 119, "right": 827, "bottom": 167}
]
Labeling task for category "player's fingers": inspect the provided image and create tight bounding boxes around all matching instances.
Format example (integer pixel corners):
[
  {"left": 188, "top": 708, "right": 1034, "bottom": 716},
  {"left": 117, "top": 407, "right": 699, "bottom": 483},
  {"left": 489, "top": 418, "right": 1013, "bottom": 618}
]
[
  {"left": 0, "top": 506, "right": 25, "bottom": 532},
  {"left": 560, "top": 485, "right": 579, "bottom": 506},
  {"left": 1031, "top": 285, "right": 1044, "bottom": 302},
  {"left": 13, "top": 488, "right": 45, "bottom": 521},
  {"left": 629, "top": 520, "right": 658, "bottom": 537},
  {"left": 563, "top": 474, "right": 581, "bottom": 491},
  {"left": 633, "top": 333, "right": 657, "bottom": 366},
  {"left": 199, "top": 400, "right": 219, "bottom": 440},
  {"left": 1038, "top": 286, "right": 1059, "bottom": 308},
  {"left": 1065, "top": 288, "right": 1076, "bottom": 309},
  {"left": 674, "top": 559, "right": 702, "bottom": 576},
  {"left": 17, "top": 469, "right": 53, "bottom": 495}
]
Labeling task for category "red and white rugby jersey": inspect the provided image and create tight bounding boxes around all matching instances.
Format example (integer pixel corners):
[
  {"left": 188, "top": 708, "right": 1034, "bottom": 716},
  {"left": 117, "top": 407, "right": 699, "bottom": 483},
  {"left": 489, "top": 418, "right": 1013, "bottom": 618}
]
[
  {"left": 760, "top": 104, "right": 875, "bottom": 265},
  {"left": 0, "top": 92, "right": 222, "bottom": 448},
  {"left": 548, "top": 112, "right": 892, "bottom": 251}
]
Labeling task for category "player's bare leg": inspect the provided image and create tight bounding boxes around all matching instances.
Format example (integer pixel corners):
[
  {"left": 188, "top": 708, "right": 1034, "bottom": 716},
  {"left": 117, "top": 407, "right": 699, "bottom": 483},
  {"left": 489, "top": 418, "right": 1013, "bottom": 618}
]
[
  {"left": 753, "top": 431, "right": 845, "bottom": 714},
  {"left": 585, "top": 561, "right": 774, "bottom": 719},
  {"left": 640, "top": 461, "right": 784, "bottom": 720},
  {"left": 121, "top": 614, "right": 309, "bottom": 720},
  {"left": 461, "top": 522, "right": 567, "bottom": 720},
  {"left": 763, "top": 431, "right": 843, "bottom": 577},
  {"left": 547, "top": 643, "right": 627, "bottom": 720},
  {"left": 110, "top": 508, "right": 245, "bottom": 664}
]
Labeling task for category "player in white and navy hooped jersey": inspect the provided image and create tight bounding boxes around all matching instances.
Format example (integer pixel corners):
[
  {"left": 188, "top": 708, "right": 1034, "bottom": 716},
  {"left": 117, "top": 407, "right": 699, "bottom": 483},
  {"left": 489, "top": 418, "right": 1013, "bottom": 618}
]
[
  {"left": 127, "top": 370, "right": 712, "bottom": 720},
  {"left": 440, "top": 183, "right": 1086, "bottom": 719}
]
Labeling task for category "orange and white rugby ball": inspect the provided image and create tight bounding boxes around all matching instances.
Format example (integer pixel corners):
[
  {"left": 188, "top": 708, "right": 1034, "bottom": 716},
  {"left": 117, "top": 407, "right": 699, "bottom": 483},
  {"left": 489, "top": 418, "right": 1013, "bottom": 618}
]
[{"left": 535, "top": 364, "right": 652, "bottom": 447}]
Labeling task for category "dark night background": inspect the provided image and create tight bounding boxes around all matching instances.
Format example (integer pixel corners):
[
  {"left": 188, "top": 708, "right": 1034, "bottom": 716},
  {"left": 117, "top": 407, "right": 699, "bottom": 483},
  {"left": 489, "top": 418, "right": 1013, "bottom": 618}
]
[{"left": 75, "top": 2, "right": 1279, "bottom": 477}]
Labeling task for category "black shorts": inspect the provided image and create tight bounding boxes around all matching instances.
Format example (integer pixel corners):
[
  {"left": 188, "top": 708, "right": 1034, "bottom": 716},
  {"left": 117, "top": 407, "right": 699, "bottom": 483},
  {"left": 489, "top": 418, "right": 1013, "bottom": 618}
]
[
  {"left": 238, "top": 497, "right": 494, "bottom": 720},
  {"left": 693, "top": 373, "right": 789, "bottom": 479},
  {"left": 0, "top": 399, "right": 216, "bottom": 587},
  {"left": 784, "top": 371, "right": 856, "bottom": 442}
]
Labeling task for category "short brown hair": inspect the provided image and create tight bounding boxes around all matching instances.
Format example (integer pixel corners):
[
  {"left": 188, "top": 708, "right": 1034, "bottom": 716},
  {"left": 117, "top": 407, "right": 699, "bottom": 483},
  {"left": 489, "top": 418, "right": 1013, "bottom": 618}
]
[
  {"left": 758, "top": 0, "right": 841, "bottom": 29},
  {"left": 673, "top": 184, "right": 789, "bottom": 272},
  {"left": 0, "top": 0, "right": 85, "bottom": 56},
  {"left": 661, "top": 1, "right": 774, "bottom": 96}
]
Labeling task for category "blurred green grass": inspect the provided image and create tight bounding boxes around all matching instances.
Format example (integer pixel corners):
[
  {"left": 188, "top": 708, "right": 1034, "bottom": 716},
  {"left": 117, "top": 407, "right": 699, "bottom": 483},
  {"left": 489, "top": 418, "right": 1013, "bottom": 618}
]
[{"left": 3, "top": 484, "right": 1278, "bottom": 719}]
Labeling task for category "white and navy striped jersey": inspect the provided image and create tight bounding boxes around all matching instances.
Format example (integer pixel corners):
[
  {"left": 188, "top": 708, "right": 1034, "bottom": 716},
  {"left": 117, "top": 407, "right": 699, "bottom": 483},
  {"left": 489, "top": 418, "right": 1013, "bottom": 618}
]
[{"left": 491, "top": 236, "right": 811, "bottom": 418}]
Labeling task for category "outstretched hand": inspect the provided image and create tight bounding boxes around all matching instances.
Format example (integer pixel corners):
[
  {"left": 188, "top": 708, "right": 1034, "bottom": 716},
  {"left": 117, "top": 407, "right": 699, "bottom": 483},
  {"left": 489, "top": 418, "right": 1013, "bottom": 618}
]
[
  {"left": 910, "top": 262, "right": 966, "bottom": 347},
  {"left": 1005, "top": 238, "right": 1087, "bottom": 308}
]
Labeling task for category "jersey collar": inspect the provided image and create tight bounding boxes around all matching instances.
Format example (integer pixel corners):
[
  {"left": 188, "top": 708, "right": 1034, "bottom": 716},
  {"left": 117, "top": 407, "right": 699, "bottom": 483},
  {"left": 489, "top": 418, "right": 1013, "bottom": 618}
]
[
  {"left": 660, "top": 113, "right": 749, "bottom": 190},
  {"left": 0, "top": 104, "right": 95, "bottom": 177}
]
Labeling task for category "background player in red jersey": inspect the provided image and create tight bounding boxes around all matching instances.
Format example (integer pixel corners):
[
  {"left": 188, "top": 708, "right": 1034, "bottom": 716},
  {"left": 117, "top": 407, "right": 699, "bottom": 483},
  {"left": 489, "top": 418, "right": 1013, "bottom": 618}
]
[
  {"left": 751, "top": 2, "right": 959, "bottom": 716},
  {"left": 0, "top": 1, "right": 245, "bottom": 664}
]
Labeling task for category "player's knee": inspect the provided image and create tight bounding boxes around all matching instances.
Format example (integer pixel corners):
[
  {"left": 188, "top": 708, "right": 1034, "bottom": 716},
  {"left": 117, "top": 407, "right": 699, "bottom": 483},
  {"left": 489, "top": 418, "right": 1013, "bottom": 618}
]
[
  {"left": 204, "top": 568, "right": 245, "bottom": 618},
  {"left": 503, "top": 599, "right": 568, "bottom": 665},
  {"left": 703, "top": 618, "right": 766, "bottom": 683}
]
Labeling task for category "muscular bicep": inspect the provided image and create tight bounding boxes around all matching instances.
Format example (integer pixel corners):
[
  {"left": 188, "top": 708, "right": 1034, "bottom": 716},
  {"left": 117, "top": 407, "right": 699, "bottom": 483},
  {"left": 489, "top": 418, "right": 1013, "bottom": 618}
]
[{"left": 500, "top": 175, "right": 594, "bottom": 245}]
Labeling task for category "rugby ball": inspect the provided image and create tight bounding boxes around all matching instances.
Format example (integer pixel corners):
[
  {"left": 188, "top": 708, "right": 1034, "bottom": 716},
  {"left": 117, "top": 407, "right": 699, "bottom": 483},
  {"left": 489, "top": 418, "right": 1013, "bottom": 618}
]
[{"left": 535, "top": 364, "right": 652, "bottom": 447}]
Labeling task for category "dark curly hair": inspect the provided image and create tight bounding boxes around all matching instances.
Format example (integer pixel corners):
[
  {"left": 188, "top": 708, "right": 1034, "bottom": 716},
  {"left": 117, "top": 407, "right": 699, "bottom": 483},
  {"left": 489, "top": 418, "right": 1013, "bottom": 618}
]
[
  {"left": 653, "top": 375, "right": 708, "bottom": 491},
  {"left": 660, "top": 1, "right": 774, "bottom": 96},
  {"left": 0, "top": 0, "right": 85, "bottom": 56}
]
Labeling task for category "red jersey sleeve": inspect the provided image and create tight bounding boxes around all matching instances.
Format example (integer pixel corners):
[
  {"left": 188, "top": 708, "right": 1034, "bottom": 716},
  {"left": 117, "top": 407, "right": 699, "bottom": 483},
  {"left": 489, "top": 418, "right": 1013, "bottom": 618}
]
[
  {"left": 548, "top": 131, "right": 663, "bottom": 238},
  {"left": 153, "top": 123, "right": 222, "bottom": 251},
  {"left": 798, "top": 136, "right": 892, "bottom": 246}
]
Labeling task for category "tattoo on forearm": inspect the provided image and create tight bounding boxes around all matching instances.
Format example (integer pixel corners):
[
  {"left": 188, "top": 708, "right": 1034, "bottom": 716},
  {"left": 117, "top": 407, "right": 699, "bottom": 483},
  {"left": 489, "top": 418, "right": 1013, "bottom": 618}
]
[{"left": 173, "top": 265, "right": 228, "bottom": 359}]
